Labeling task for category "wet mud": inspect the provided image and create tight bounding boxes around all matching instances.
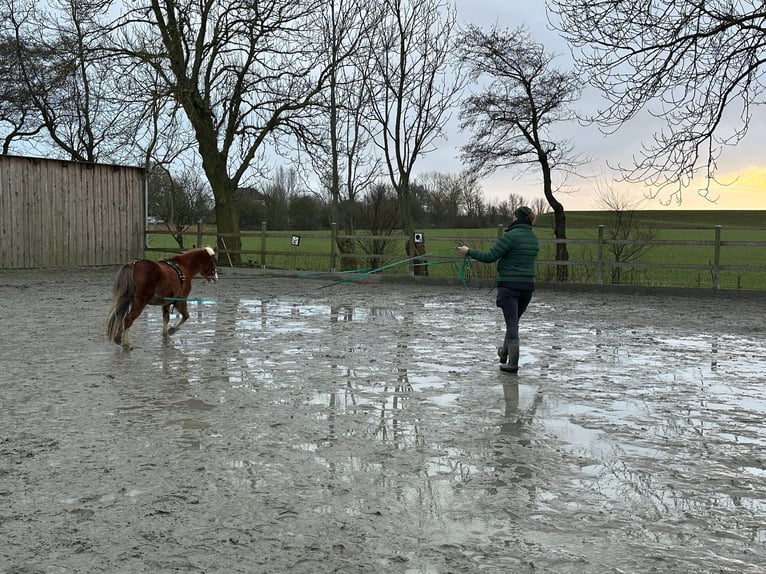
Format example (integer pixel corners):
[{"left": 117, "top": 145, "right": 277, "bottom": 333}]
[{"left": 1, "top": 267, "right": 765, "bottom": 573}]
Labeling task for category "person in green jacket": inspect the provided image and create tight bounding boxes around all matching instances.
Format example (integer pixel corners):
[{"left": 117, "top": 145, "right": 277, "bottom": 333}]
[{"left": 457, "top": 205, "right": 540, "bottom": 373}]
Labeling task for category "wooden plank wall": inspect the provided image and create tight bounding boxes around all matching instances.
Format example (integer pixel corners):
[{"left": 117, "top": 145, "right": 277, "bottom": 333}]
[{"left": 0, "top": 155, "right": 145, "bottom": 268}]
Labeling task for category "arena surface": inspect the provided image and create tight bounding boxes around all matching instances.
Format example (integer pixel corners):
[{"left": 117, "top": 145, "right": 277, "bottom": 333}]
[{"left": 1, "top": 267, "right": 765, "bottom": 573}]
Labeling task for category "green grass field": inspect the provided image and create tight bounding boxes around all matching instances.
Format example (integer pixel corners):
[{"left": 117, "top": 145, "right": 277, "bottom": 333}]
[
  {"left": 537, "top": 209, "right": 766, "bottom": 230},
  {"left": 144, "top": 210, "right": 766, "bottom": 291}
]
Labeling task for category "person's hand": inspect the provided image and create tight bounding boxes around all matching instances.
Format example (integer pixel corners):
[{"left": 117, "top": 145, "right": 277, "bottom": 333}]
[{"left": 456, "top": 245, "right": 469, "bottom": 256}]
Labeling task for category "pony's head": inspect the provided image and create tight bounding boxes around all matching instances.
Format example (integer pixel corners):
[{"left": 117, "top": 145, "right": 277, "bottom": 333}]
[{"left": 203, "top": 246, "right": 218, "bottom": 283}]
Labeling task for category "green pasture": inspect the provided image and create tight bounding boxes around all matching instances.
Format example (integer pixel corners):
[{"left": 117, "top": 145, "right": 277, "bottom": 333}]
[
  {"left": 534, "top": 226, "right": 766, "bottom": 290},
  {"left": 144, "top": 213, "right": 766, "bottom": 291},
  {"left": 542, "top": 210, "right": 766, "bottom": 230}
]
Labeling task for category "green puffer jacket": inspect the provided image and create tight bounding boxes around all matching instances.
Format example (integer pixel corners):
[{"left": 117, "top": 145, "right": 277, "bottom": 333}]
[{"left": 466, "top": 222, "right": 539, "bottom": 283}]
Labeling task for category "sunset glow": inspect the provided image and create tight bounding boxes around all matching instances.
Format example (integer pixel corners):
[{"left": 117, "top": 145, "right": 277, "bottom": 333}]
[{"left": 479, "top": 165, "right": 766, "bottom": 212}]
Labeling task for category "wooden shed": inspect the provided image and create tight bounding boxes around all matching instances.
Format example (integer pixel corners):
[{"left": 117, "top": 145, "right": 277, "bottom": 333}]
[{"left": 0, "top": 155, "right": 145, "bottom": 269}]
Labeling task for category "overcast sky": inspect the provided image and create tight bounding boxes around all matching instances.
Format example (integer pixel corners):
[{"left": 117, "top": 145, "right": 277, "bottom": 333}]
[{"left": 430, "top": 0, "right": 766, "bottom": 211}]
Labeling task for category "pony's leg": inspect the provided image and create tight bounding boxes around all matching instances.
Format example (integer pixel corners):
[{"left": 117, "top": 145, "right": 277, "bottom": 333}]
[
  {"left": 123, "top": 302, "right": 148, "bottom": 331},
  {"left": 162, "top": 305, "right": 172, "bottom": 338},
  {"left": 122, "top": 327, "right": 132, "bottom": 350},
  {"left": 167, "top": 301, "right": 189, "bottom": 336},
  {"left": 121, "top": 298, "right": 150, "bottom": 349}
]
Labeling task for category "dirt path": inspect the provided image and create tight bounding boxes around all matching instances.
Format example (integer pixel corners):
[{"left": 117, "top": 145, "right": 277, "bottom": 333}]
[{"left": 1, "top": 267, "right": 765, "bottom": 573}]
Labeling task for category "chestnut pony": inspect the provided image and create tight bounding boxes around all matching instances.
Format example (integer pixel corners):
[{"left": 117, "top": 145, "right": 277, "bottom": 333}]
[{"left": 106, "top": 247, "right": 218, "bottom": 349}]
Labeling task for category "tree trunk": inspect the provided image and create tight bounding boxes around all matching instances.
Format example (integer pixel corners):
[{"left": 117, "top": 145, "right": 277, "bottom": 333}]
[
  {"left": 541, "top": 158, "right": 569, "bottom": 281},
  {"left": 209, "top": 178, "right": 241, "bottom": 266},
  {"left": 413, "top": 240, "right": 428, "bottom": 276},
  {"left": 552, "top": 206, "right": 569, "bottom": 281},
  {"left": 399, "top": 186, "right": 428, "bottom": 276},
  {"left": 405, "top": 237, "right": 428, "bottom": 276}
]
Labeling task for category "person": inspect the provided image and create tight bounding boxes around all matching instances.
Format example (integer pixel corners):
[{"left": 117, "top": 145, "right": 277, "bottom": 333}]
[{"left": 457, "top": 205, "right": 540, "bottom": 373}]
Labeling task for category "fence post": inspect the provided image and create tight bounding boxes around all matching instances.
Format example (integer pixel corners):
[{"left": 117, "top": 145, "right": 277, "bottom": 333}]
[
  {"left": 597, "top": 225, "right": 604, "bottom": 285},
  {"left": 713, "top": 225, "right": 721, "bottom": 290},
  {"left": 330, "top": 222, "right": 337, "bottom": 273},
  {"left": 260, "top": 221, "right": 267, "bottom": 269},
  {"left": 497, "top": 224, "right": 503, "bottom": 239},
  {"left": 196, "top": 220, "right": 203, "bottom": 248}
]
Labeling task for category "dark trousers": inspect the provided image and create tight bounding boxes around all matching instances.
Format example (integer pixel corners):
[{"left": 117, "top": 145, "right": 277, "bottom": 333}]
[{"left": 495, "top": 287, "right": 533, "bottom": 340}]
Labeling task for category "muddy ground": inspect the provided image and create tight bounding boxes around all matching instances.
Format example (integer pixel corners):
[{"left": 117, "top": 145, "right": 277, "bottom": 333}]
[{"left": 1, "top": 267, "right": 765, "bottom": 574}]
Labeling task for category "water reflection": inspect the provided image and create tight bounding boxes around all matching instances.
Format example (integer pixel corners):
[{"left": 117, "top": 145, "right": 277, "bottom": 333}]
[
  {"left": 330, "top": 305, "right": 353, "bottom": 322},
  {"left": 529, "top": 322, "right": 766, "bottom": 551},
  {"left": 491, "top": 383, "right": 545, "bottom": 503},
  {"left": 711, "top": 337, "right": 718, "bottom": 371},
  {"left": 320, "top": 338, "right": 421, "bottom": 450},
  {"left": 120, "top": 287, "right": 766, "bottom": 566},
  {"left": 108, "top": 338, "right": 221, "bottom": 451}
]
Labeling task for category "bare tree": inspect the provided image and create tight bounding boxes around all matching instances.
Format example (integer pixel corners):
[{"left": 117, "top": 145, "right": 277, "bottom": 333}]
[
  {"left": 530, "top": 196, "right": 550, "bottom": 215},
  {"left": 484, "top": 194, "right": 556, "bottom": 231},
  {"left": 487, "top": 198, "right": 514, "bottom": 222},
  {"left": 358, "top": 183, "right": 400, "bottom": 270},
  {"left": 593, "top": 178, "right": 657, "bottom": 285},
  {"left": 461, "top": 179, "right": 486, "bottom": 220},
  {"left": 416, "top": 171, "right": 468, "bottom": 227},
  {"left": 312, "top": 0, "right": 385, "bottom": 269},
  {"left": 115, "top": 0, "right": 358, "bottom": 264},
  {"left": 457, "top": 24, "right": 583, "bottom": 280},
  {"left": 0, "top": 29, "right": 45, "bottom": 153},
  {"left": 261, "top": 167, "right": 302, "bottom": 230},
  {"left": 506, "top": 192, "right": 526, "bottom": 213},
  {"left": 1, "top": 0, "right": 138, "bottom": 161},
  {"left": 365, "top": 0, "right": 464, "bottom": 273},
  {"left": 288, "top": 193, "right": 326, "bottom": 231},
  {"left": 147, "top": 164, "right": 212, "bottom": 249},
  {"left": 121, "top": 62, "right": 200, "bottom": 183},
  {"left": 548, "top": 0, "right": 766, "bottom": 204},
  {"left": 487, "top": 192, "right": 533, "bottom": 225}
]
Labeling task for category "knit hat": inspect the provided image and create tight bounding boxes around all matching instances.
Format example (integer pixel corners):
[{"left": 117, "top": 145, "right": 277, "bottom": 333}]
[{"left": 514, "top": 205, "right": 532, "bottom": 219}]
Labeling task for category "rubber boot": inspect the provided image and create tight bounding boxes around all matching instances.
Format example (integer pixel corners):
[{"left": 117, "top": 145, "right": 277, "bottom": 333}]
[
  {"left": 500, "top": 338, "right": 520, "bottom": 373},
  {"left": 497, "top": 339, "right": 508, "bottom": 364}
]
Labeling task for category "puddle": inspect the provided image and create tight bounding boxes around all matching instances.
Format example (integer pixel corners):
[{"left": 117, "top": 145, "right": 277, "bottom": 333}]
[{"left": 2, "top": 270, "right": 766, "bottom": 573}]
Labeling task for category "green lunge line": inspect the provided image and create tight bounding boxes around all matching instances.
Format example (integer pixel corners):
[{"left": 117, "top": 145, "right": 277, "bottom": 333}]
[
  {"left": 217, "top": 252, "right": 472, "bottom": 299},
  {"left": 317, "top": 253, "right": 438, "bottom": 289},
  {"left": 164, "top": 297, "right": 216, "bottom": 302},
  {"left": 309, "top": 252, "right": 476, "bottom": 290},
  {"left": 298, "top": 267, "right": 376, "bottom": 278},
  {"left": 451, "top": 255, "right": 472, "bottom": 289}
]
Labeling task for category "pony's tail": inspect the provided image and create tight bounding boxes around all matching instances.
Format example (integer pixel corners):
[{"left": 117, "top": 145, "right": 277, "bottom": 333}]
[{"left": 106, "top": 263, "right": 135, "bottom": 344}]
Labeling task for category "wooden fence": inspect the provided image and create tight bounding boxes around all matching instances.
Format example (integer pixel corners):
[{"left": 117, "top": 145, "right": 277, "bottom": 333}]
[
  {"left": 145, "top": 221, "right": 766, "bottom": 291},
  {"left": 540, "top": 225, "right": 766, "bottom": 289},
  {"left": 0, "top": 155, "right": 145, "bottom": 269}
]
